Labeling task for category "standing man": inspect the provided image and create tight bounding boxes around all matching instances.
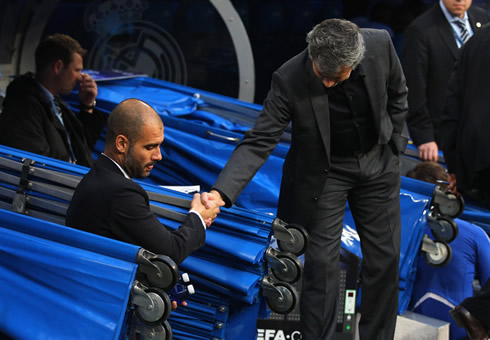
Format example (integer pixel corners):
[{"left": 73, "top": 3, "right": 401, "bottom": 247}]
[
  {"left": 203, "top": 19, "right": 408, "bottom": 339},
  {"left": 441, "top": 23, "right": 490, "bottom": 340},
  {"left": 66, "top": 99, "right": 223, "bottom": 265},
  {"left": 441, "top": 22, "right": 490, "bottom": 207},
  {"left": 402, "top": 0, "right": 488, "bottom": 161},
  {"left": 0, "top": 33, "right": 106, "bottom": 167}
]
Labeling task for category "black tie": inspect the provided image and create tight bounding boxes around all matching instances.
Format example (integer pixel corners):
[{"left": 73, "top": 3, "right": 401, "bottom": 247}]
[
  {"left": 455, "top": 19, "right": 469, "bottom": 44},
  {"left": 53, "top": 97, "right": 77, "bottom": 163}
]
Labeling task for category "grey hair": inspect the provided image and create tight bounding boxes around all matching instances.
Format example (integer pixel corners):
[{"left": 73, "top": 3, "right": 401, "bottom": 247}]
[{"left": 306, "top": 19, "right": 365, "bottom": 77}]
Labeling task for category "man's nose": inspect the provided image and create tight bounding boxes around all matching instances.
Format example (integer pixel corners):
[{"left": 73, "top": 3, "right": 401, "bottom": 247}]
[
  {"left": 152, "top": 147, "right": 162, "bottom": 161},
  {"left": 322, "top": 79, "right": 338, "bottom": 88}
]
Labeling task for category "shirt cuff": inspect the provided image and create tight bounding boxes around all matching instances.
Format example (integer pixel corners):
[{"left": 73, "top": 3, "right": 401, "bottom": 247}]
[{"left": 189, "top": 210, "right": 207, "bottom": 230}]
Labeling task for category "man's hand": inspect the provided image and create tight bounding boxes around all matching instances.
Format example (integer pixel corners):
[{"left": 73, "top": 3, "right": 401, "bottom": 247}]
[
  {"left": 201, "top": 190, "right": 224, "bottom": 209},
  {"left": 79, "top": 73, "right": 98, "bottom": 113},
  {"left": 417, "top": 141, "right": 439, "bottom": 161},
  {"left": 190, "top": 192, "right": 224, "bottom": 227}
]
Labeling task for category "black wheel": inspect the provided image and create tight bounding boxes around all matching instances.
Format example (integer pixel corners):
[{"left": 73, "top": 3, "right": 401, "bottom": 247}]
[
  {"left": 130, "top": 317, "right": 173, "bottom": 339},
  {"left": 266, "top": 282, "right": 298, "bottom": 314},
  {"left": 430, "top": 216, "right": 459, "bottom": 243},
  {"left": 270, "top": 252, "right": 303, "bottom": 284},
  {"left": 424, "top": 241, "right": 452, "bottom": 267},
  {"left": 161, "top": 320, "right": 173, "bottom": 340},
  {"left": 431, "top": 189, "right": 465, "bottom": 218},
  {"left": 135, "top": 288, "right": 172, "bottom": 324},
  {"left": 147, "top": 257, "right": 179, "bottom": 290},
  {"left": 439, "top": 193, "right": 464, "bottom": 217},
  {"left": 277, "top": 224, "right": 309, "bottom": 256}
]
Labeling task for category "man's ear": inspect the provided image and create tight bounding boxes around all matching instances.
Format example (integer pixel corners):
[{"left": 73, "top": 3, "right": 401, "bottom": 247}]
[
  {"left": 115, "top": 135, "right": 129, "bottom": 154},
  {"left": 53, "top": 59, "right": 64, "bottom": 75}
]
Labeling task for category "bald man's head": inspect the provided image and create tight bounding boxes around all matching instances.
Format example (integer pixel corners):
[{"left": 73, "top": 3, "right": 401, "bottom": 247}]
[
  {"left": 105, "top": 99, "right": 164, "bottom": 178},
  {"left": 106, "top": 98, "right": 163, "bottom": 147}
]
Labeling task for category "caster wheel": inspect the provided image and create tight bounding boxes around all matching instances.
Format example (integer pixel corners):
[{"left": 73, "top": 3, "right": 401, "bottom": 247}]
[
  {"left": 270, "top": 253, "right": 303, "bottom": 284},
  {"left": 266, "top": 282, "right": 298, "bottom": 314},
  {"left": 424, "top": 241, "right": 452, "bottom": 267},
  {"left": 135, "top": 288, "right": 172, "bottom": 324},
  {"left": 277, "top": 224, "right": 309, "bottom": 256},
  {"left": 430, "top": 216, "right": 459, "bottom": 243},
  {"left": 147, "top": 257, "right": 179, "bottom": 290}
]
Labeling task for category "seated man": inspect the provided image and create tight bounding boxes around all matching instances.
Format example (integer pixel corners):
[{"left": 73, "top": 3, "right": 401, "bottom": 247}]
[
  {"left": 0, "top": 33, "right": 105, "bottom": 167},
  {"left": 66, "top": 98, "right": 224, "bottom": 265},
  {"left": 407, "top": 161, "right": 490, "bottom": 340}
]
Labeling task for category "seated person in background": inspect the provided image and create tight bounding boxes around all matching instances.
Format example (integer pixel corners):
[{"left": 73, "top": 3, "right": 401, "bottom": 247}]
[
  {"left": 0, "top": 33, "right": 106, "bottom": 167},
  {"left": 66, "top": 98, "right": 224, "bottom": 267},
  {"left": 407, "top": 161, "right": 490, "bottom": 340},
  {"left": 406, "top": 161, "right": 448, "bottom": 184}
]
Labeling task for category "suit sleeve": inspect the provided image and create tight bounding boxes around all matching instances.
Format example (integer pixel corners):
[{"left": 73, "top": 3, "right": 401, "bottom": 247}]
[
  {"left": 385, "top": 30, "right": 409, "bottom": 152},
  {"left": 213, "top": 71, "right": 292, "bottom": 206},
  {"left": 402, "top": 24, "right": 436, "bottom": 146},
  {"left": 78, "top": 107, "right": 107, "bottom": 149},
  {"left": 440, "top": 52, "right": 463, "bottom": 174},
  {"left": 110, "top": 186, "right": 205, "bottom": 264}
]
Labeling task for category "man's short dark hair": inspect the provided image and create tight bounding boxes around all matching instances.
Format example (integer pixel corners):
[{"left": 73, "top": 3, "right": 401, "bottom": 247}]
[
  {"left": 105, "top": 99, "right": 161, "bottom": 147},
  {"left": 105, "top": 103, "right": 144, "bottom": 146},
  {"left": 35, "top": 34, "right": 86, "bottom": 72}
]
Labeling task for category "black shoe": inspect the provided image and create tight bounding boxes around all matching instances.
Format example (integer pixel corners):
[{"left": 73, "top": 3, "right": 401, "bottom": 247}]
[{"left": 450, "top": 305, "right": 488, "bottom": 340}]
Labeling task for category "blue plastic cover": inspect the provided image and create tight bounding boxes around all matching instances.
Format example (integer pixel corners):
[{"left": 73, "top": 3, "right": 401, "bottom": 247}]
[
  {"left": 0, "top": 210, "right": 138, "bottom": 339},
  {"left": 0, "top": 144, "right": 271, "bottom": 339}
]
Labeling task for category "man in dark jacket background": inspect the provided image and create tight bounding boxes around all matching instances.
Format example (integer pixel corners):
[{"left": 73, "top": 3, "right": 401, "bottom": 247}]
[
  {"left": 0, "top": 33, "right": 106, "bottom": 167},
  {"left": 441, "top": 23, "right": 490, "bottom": 340},
  {"left": 402, "top": 0, "right": 488, "bottom": 161}
]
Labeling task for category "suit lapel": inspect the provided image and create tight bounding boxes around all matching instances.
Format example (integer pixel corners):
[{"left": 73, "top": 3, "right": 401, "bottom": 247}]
[
  {"left": 360, "top": 54, "right": 382, "bottom": 139},
  {"left": 306, "top": 58, "right": 331, "bottom": 161},
  {"left": 468, "top": 11, "right": 484, "bottom": 34},
  {"left": 433, "top": 6, "right": 459, "bottom": 59}
]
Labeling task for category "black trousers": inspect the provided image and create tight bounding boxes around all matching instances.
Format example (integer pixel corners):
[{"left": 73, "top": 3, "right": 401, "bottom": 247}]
[{"left": 300, "top": 144, "right": 401, "bottom": 340}]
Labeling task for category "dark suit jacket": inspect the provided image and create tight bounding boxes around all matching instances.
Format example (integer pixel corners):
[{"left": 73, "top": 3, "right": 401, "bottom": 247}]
[
  {"left": 66, "top": 154, "right": 206, "bottom": 264},
  {"left": 214, "top": 29, "right": 408, "bottom": 227},
  {"left": 0, "top": 72, "right": 106, "bottom": 167},
  {"left": 402, "top": 4, "right": 488, "bottom": 146},
  {"left": 441, "top": 23, "right": 490, "bottom": 197}
]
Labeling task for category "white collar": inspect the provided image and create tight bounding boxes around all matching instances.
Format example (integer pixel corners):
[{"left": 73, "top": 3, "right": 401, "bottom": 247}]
[
  {"left": 439, "top": 0, "right": 469, "bottom": 23},
  {"left": 101, "top": 153, "right": 131, "bottom": 179}
]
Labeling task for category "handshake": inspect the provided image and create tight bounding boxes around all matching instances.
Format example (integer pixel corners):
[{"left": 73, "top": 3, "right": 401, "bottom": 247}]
[{"left": 190, "top": 190, "right": 225, "bottom": 227}]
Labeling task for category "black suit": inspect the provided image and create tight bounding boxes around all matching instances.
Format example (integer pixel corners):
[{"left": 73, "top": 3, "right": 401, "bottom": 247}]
[
  {"left": 0, "top": 72, "right": 106, "bottom": 167},
  {"left": 402, "top": 3, "right": 488, "bottom": 147},
  {"left": 441, "top": 22, "right": 490, "bottom": 331},
  {"left": 214, "top": 29, "right": 408, "bottom": 339},
  {"left": 441, "top": 23, "right": 490, "bottom": 206},
  {"left": 66, "top": 154, "right": 205, "bottom": 265}
]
